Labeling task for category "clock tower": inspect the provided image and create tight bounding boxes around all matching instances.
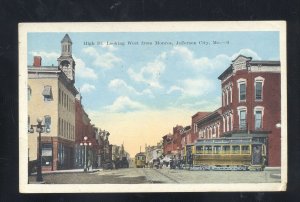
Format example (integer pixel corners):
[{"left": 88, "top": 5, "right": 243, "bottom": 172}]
[{"left": 57, "top": 34, "right": 75, "bottom": 83}]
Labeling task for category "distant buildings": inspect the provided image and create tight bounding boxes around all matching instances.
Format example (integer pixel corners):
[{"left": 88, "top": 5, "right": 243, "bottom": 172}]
[{"left": 162, "top": 55, "right": 281, "bottom": 167}]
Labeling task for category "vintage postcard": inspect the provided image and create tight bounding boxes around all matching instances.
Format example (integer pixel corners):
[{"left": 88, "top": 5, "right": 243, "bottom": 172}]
[{"left": 19, "top": 21, "right": 287, "bottom": 192}]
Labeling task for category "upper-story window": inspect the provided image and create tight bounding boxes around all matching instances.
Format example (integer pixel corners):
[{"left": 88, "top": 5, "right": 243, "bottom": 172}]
[
  {"left": 254, "top": 106, "right": 264, "bottom": 130},
  {"left": 255, "top": 76, "right": 265, "bottom": 101},
  {"left": 237, "top": 106, "right": 247, "bottom": 130},
  {"left": 42, "top": 85, "right": 53, "bottom": 101},
  {"left": 255, "top": 82, "right": 262, "bottom": 100},
  {"left": 44, "top": 115, "right": 51, "bottom": 133},
  {"left": 240, "top": 83, "right": 246, "bottom": 101},
  {"left": 237, "top": 78, "right": 247, "bottom": 102},
  {"left": 239, "top": 110, "right": 246, "bottom": 130}
]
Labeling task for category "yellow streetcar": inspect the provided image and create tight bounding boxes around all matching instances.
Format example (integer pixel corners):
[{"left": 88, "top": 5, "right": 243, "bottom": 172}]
[
  {"left": 135, "top": 152, "right": 146, "bottom": 168},
  {"left": 184, "top": 137, "right": 266, "bottom": 171}
]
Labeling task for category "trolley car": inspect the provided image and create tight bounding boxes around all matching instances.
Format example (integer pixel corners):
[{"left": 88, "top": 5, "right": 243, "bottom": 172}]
[
  {"left": 135, "top": 152, "right": 146, "bottom": 168},
  {"left": 184, "top": 137, "right": 266, "bottom": 171}
]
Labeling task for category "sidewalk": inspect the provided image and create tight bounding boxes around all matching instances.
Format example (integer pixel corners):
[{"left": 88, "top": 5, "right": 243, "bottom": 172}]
[{"left": 30, "top": 168, "right": 102, "bottom": 175}]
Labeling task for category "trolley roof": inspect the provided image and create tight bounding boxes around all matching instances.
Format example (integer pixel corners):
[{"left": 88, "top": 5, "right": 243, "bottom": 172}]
[{"left": 195, "top": 137, "right": 264, "bottom": 145}]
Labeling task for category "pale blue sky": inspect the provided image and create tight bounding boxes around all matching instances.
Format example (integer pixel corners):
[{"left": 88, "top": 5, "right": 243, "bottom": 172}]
[{"left": 28, "top": 31, "right": 279, "bottom": 114}]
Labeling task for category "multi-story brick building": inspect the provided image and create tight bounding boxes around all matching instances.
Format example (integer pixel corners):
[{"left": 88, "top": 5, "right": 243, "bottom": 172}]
[
  {"left": 195, "top": 55, "right": 281, "bottom": 167},
  {"left": 28, "top": 34, "right": 78, "bottom": 171},
  {"left": 191, "top": 112, "right": 212, "bottom": 141},
  {"left": 197, "top": 108, "right": 222, "bottom": 139},
  {"left": 74, "top": 95, "right": 99, "bottom": 168},
  {"left": 218, "top": 55, "right": 281, "bottom": 166}
]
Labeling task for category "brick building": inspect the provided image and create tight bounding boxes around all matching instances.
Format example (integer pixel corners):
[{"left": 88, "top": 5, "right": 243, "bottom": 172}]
[
  {"left": 197, "top": 108, "right": 222, "bottom": 139},
  {"left": 218, "top": 55, "right": 281, "bottom": 166},
  {"left": 74, "top": 95, "right": 99, "bottom": 168},
  {"left": 191, "top": 112, "right": 212, "bottom": 141},
  {"left": 195, "top": 55, "right": 281, "bottom": 167}
]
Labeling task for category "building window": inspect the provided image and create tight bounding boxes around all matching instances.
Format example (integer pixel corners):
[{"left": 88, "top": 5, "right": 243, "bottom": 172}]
[
  {"left": 28, "top": 86, "right": 32, "bottom": 101},
  {"left": 239, "top": 110, "right": 247, "bottom": 130},
  {"left": 42, "top": 143, "right": 53, "bottom": 166},
  {"left": 255, "top": 111, "right": 262, "bottom": 129},
  {"left": 255, "top": 81, "right": 263, "bottom": 100},
  {"left": 239, "top": 83, "right": 246, "bottom": 101},
  {"left": 254, "top": 106, "right": 264, "bottom": 130},
  {"left": 44, "top": 115, "right": 51, "bottom": 133},
  {"left": 237, "top": 78, "right": 247, "bottom": 102},
  {"left": 222, "top": 91, "right": 225, "bottom": 106},
  {"left": 42, "top": 85, "right": 53, "bottom": 101},
  {"left": 58, "top": 118, "right": 61, "bottom": 136},
  {"left": 28, "top": 116, "right": 30, "bottom": 132},
  {"left": 226, "top": 115, "right": 229, "bottom": 132},
  {"left": 254, "top": 76, "right": 265, "bottom": 101},
  {"left": 226, "top": 89, "right": 229, "bottom": 106},
  {"left": 59, "top": 88, "right": 61, "bottom": 105},
  {"left": 229, "top": 86, "right": 232, "bottom": 103}
]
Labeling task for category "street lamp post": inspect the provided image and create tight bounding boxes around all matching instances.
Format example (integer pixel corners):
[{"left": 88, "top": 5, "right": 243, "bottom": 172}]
[
  {"left": 80, "top": 136, "right": 92, "bottom": 172},
  {"left": 29, "top": 117, "right": 49, "bottom": 182}
]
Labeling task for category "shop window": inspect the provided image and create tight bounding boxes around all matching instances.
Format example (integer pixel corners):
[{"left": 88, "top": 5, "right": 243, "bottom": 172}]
[{"left": 42, "top": 143, "right": 53, "bottom": 166}]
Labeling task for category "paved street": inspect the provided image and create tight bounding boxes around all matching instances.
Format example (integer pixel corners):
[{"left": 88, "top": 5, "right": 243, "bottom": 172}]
[{"left": 29, "top": 167, "right": 281, "bottom": 184}]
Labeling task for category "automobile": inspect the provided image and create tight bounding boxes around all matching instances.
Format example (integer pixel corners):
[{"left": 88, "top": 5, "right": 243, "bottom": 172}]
[
  {"left": 103, "top": 161, "right": 114, "bottom": 170},
  {"left": 121, "top": 157, "right": 129, "bottom": 168}
]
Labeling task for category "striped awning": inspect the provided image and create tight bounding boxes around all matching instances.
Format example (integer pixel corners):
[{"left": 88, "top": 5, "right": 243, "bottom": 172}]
[{"left": 42, "top": 86, "right": 52, "bottom": 96}]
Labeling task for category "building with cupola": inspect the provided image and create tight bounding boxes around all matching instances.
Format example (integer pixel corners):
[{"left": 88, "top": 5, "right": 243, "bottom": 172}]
[{"left": 28, "top": 34, "right": 78, "bottom": 171}]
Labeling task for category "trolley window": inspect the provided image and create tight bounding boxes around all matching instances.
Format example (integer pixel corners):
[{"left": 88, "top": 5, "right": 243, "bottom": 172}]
[
  {"left": 241, "top": 145, "right": 250, "bottom": 154},
  {"left": 232, "top": 145, "right": 240, "bottom": 154},
  {"left": 196, "top": 146, "right": 203, "bottom": 154},
  {"left": 214, "top": 145, "right": 221, "bottom": 154},
  {"left": 204, "top": 145, "right": 212, "bottom": 154},
  {"left": 223, "top": 145, "right": 230, "bottom": 154}
]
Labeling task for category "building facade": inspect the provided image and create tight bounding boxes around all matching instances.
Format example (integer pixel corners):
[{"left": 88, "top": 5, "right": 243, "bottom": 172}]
[
  {"left": 218, "top": 55, "right": 281, "bottom": 166},
  {"left": 28, "top": 34, "right": 78, "bottom": 171},
  {"left": 194, "top": 55, "right": 281, "bottom": 167}
]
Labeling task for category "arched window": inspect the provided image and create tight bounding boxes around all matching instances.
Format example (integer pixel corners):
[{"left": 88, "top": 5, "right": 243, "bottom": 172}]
[
  {"left": 237, "top": 78, "right": 247, "bottom": 102},
  {"left": 237, "top": 106, "right": 247, "bottom": 130}
]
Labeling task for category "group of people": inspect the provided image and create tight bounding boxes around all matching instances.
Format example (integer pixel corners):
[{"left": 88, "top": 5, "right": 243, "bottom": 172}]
[{"left": 147, "top": 156, "right": 186, "bottom": 169}]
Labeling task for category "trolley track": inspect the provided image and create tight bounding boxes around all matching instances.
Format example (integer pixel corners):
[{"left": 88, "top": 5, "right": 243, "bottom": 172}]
[{"left": 140, "top": 168, "right": 179, "bottom": 184}]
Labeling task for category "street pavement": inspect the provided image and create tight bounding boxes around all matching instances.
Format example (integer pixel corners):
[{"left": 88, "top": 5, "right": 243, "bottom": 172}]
[{"left": 28, "top": 167, "right": 281, "bottom": 184}]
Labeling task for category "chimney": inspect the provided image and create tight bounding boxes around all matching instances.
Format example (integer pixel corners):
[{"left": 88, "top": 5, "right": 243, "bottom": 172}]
[{"left": 33, "top": 56, "right": 42, "bottom": 67}]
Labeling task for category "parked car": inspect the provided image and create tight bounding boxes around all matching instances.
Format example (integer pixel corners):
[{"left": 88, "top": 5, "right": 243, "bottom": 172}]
[{"left": 103, "top": 161, "right": 114, "bottom": 170}]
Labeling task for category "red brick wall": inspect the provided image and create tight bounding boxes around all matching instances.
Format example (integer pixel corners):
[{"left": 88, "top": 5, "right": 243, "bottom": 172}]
[
  {"left": 191, "top": 112, "right": 211, "bottom": 142},
  {"left": 221, "top": 70, "right": 281, "bottom": 166}
]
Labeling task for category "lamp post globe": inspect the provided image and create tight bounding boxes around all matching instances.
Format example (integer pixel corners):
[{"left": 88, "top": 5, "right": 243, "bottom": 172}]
[{"left": 37, "top": 117, "right": 43, "bottom": 124}]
